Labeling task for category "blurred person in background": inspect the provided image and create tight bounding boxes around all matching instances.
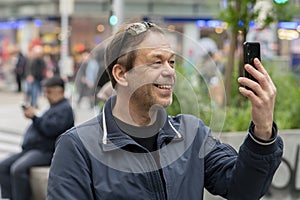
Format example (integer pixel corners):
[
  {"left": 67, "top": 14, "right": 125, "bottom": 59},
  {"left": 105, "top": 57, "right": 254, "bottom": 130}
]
[
  {"left": 75, "top": 50, "right": 89, "bottom": 108},
  {"left": 13, "top": 47, "right": 27, "bottom": 93},
  {"left": 85, "top": 52, "right": 99, "bottom": 109},
  {"left": 0, "top": 76, "right": 74, "bottom": 200},
  {"left": 24, "top": 46, "right": 46, "bottom": 108},
  {"left": 43, "top": 54, "right": 60, "bottom": 78},
  {"left": 94, "top": 46, "right": 111, "bottom": 108},
  {"left": 76, "top": 47, "right": 111, "bottom": 109},
  {"left": 96, "top": 80, "right": 114, "bottom": 108}
]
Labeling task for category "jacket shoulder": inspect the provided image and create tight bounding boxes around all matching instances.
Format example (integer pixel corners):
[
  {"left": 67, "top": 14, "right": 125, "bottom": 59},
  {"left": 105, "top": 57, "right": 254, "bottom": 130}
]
[{"left": 60, "top": 115, "right": 103, "bottom": 147}]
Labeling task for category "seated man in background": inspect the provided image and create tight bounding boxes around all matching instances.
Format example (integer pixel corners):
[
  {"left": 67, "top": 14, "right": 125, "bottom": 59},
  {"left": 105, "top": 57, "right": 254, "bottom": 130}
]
[{"left": 0, "top": 76, "right": 74, "bottom": 200}]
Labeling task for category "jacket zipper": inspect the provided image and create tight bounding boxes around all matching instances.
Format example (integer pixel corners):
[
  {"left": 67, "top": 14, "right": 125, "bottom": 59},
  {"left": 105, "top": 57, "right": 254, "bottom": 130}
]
[{"left": 144, "top": 151, "right": 167, "bottom": 200}]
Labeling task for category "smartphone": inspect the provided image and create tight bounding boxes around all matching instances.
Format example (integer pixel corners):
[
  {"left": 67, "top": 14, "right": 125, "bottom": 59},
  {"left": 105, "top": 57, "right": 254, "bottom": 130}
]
[
  {"left": 243, "top": 42, "right": 261, "bottom": 83},
  {"left": 21, "top": 104, "right": 28, "bottom": 110}
]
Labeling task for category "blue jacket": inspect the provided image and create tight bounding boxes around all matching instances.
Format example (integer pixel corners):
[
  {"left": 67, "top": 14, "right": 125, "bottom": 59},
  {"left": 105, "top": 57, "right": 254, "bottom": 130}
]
[
  {"left": 47, "top": 97, "right": 283, "bottom": 200},
  {"left": 22, "top": 98, "right": 74, "bottom": 152}
]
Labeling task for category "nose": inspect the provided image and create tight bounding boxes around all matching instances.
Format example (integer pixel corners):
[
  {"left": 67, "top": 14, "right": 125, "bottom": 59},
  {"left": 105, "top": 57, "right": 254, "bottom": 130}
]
[{"left": 161, "top": 62, "right": 176, "bottom": 78}]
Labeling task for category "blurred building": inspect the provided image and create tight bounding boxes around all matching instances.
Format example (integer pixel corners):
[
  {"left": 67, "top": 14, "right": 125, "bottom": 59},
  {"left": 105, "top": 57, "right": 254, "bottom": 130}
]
[
  {"left": 0, "top": 0, "right": 222, "bottom": 53},
  {"left": 1, "top": 0, "right": 300, "bottom": 72}
]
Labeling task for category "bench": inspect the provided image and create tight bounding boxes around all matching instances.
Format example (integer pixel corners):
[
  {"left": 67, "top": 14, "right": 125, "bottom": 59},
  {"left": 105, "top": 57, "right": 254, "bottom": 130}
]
[{"left": 30, "top": 167, "right": 50, "bottom": 200}]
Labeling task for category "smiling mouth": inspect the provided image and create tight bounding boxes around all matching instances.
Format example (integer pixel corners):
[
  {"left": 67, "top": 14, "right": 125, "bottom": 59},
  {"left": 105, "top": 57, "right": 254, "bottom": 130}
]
[{"left": 153, "top": 83, "right": 173, "bottom": 90}]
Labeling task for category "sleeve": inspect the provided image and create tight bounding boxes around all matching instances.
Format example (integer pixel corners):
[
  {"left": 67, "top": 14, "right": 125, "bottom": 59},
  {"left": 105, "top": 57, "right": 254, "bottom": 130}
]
[
  {"left": 248, "top": 121, "right": 278, "bottom": 145},
  {"left": 204, "top": 123, "right": 283, "bottom": 200},
  {"left": 32, "top": 106, "right": 74, "bottom": 138},
  {"left": 46, "top": 133, "right": 95, "bottom": 200}
]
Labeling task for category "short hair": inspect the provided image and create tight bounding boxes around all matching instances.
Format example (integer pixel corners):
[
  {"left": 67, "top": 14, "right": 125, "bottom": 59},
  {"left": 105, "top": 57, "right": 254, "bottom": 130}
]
[
  {"left": 105, "top": 22, "right": 165, "bottom": 88},
  {"left": 42, "top": 76, "right": 65, "bottom": 90}
]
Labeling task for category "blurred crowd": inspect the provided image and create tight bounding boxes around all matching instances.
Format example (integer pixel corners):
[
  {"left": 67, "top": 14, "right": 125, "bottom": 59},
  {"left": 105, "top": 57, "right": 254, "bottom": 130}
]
[{"left": 0, "top": 45, "right": 112, "bottom": 109}]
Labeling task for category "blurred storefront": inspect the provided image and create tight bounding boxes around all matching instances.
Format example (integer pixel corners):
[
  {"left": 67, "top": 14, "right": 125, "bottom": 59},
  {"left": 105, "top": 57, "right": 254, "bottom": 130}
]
[{"left": 0, "top": 0, "right": 300, "bottom": 76}]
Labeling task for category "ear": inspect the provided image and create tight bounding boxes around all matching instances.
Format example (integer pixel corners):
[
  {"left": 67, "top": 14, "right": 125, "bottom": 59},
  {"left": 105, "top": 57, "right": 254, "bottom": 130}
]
[{"left": 112, "top": 64, "right": 128, "bottom": 87}]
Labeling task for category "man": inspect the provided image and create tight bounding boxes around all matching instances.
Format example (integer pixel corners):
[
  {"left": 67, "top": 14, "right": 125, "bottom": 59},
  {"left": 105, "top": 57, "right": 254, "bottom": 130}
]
[
  {"left": 47, "top": 22, "right": 283, "bottom": 200},
  {"left": 24, "top": 45, "right": 46, "bottom": 108},
  {"left": 0, "top": 76, "right": 74, "bottom": 200},
  {"left": 85, "top": 53, "right": 99, "bottom": 108},
  {"left": 13, "top": 48, "right": 27, "bottom": 92}
]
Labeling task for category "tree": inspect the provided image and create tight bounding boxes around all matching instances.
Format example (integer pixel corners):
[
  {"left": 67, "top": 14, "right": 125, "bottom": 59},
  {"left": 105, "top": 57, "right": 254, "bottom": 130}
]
[{"left": 219, "top": 0, "right": 298, "bottom": 105}]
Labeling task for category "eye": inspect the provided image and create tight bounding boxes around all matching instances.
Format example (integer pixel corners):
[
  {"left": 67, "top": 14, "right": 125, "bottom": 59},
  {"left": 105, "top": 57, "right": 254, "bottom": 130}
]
[
  {"left": 148, "top": 61, "right": 162, "bottom": 67},
  {"left": 168, "top": 60, "right": 175, "bottom": 67}
]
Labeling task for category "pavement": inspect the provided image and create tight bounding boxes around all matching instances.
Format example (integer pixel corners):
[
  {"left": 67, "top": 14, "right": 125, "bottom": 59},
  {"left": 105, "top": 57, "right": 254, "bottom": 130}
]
[{"left": 0, "top": 89, "right": 99, "bottom": 160}]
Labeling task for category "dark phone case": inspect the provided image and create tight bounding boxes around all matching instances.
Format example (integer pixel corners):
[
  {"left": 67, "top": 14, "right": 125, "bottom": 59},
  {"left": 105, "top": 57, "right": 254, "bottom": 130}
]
[
  {"left": 243, "top": 42, "right": 261, "bottom": 84},
  {"left": 21, "top": 104, "right": 27, "bottom": 109}
]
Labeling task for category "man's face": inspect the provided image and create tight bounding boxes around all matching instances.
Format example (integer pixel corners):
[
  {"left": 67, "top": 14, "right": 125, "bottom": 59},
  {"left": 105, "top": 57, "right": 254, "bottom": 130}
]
[
  {"left": 125, "top": 32, "right": 176, "bottom": 108},
  {"left": 44, "top": 86, "right": 64, "bottom": 105}
]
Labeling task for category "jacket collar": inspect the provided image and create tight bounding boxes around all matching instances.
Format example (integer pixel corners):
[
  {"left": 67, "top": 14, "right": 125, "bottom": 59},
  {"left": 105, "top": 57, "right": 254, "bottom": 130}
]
[{"left": 101, "top": 96, "right": 183, "bottom": 152}]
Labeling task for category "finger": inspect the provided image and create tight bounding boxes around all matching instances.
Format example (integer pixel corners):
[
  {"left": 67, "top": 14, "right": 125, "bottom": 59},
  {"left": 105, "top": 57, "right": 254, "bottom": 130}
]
[
  {"left": 244, "top": 63, "right": 275, "bottom": 92},
  {"left": 253, "top": 58, "right": 268, "bottom": 75},
  {"left": 238, "top": 77, "right": 264, "bottom": 96},
  {"left": 238, "top": 75, "right": 276, "bottom": 107},
  {"left": 252, "top": 59, "right": 275, "bottom": 87},
  {"left": 245, "top": 59, "right": 269, "bottom": 82},
  {"left": 244, "top": 63, "right": 264, "bottom": 81},
  {"left": 238, "top": 86, "right": 260, "bottom": 103},
  {"left": 255, "top": 62, "right": 275, "bottom": 91}
]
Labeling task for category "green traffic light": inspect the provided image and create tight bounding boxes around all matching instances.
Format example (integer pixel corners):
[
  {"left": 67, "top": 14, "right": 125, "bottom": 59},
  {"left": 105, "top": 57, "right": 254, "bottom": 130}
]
[
  {"left": 274, "top": 0, "right": 288, "bottom": 4},
  {"left": 109, "top": 15, "right": 118, "bottom": 26}
]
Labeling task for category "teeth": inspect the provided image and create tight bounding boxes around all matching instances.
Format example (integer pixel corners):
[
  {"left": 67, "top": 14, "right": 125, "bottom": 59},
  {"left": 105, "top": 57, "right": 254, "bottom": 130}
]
[{"left": 157, "top": 84, "right": 171, "bottom": 89}]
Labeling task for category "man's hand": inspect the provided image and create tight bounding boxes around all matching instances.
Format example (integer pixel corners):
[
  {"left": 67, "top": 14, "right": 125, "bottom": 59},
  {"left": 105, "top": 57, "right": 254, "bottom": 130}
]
[
  {"left": 238, "top": 58, "right": 276, "bottom": 140},
  {"left": 26, "top": 75, "right": 34, "bottom": 83},
  {"left": 23, "top": 106, "right": 36, "bottom": 119}
]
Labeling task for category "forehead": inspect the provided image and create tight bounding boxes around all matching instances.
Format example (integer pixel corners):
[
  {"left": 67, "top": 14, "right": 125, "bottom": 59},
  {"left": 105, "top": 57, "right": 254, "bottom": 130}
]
[{"left": 135, "top": 32, "right": 174, "bottom": 56}]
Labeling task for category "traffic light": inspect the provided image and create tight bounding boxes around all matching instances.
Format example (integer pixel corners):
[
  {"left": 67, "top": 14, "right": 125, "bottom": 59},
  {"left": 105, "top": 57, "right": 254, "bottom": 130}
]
[
  {"left": 274, "top": 0, "right": 288, "bottom": 4},
  {"left": 109, "top": 15, "right": 118, "bottom": 26},
  {"left": 109, "top": 9, "right": 118, "bottom": 26}
]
